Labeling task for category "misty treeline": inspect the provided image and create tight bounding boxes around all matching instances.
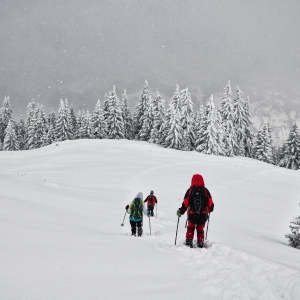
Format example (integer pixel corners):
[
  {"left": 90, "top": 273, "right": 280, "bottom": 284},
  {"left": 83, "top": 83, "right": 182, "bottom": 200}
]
[{"left": 0, "top": 80, "right": 299, "bottom": 170}]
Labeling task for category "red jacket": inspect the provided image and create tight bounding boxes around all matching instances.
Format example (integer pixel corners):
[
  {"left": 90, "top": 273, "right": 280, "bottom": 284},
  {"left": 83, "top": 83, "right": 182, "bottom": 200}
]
[
  {"left": 181, "top": 174, "right": 214, "bottom": 215},
  {"left": 144, "top": 195, "right": 157, "bottom": 207}
]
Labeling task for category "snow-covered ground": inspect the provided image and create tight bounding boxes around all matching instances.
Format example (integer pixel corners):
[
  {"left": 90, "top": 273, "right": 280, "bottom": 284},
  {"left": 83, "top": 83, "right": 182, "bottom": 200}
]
[{"left": 1, "top": 139, "right": 300, "bottom": 300}]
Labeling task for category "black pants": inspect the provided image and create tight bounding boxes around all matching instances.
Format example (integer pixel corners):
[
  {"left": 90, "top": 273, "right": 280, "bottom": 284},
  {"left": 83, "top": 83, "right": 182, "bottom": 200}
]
[
  {"left": 130, "top": 220, "right": 142, "bottom": 236},
  {"left": 148, "top": 206, "right": 154, "bottom": 216}
]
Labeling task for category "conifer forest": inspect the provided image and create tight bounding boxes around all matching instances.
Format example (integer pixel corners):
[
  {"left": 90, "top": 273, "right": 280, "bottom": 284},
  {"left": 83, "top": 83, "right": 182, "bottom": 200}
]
[{"left": 1, "top": 80, "right": 299, "bottom": 170}]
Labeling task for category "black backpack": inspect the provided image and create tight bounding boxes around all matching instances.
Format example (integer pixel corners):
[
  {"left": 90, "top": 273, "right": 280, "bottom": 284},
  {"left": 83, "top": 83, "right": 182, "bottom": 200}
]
[
  {"left": 131, "top": 198, "right": 143, "bottom": 219},
  {"left": 189, "top": 186, "right": 208, "bottom": 213}
]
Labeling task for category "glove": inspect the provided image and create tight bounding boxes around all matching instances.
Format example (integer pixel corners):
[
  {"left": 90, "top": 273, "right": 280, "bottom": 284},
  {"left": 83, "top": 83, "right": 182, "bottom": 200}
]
[
  {"left": 125, "top": 205, "right": 129, "bottom": 210},
  {"left": 210, "top": 203, "right": 214, "bottom": 212},
  {"left": 176, "top": 209, "right": 182, "bottom": 217}
]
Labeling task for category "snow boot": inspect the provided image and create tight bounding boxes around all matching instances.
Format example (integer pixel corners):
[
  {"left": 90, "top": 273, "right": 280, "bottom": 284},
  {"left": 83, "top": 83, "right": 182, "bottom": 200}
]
[
  {"left": 197, "top": 242, "right": 203, "bottom": 248},
  {"left": 185, "top": 239, "right": 193, "bottom": 248},
  {"left": 137, "top": 227, "right": 143, "bottom": 237},
  {"left": 131, "top": 228, "right": 136, "bottom": 236}
]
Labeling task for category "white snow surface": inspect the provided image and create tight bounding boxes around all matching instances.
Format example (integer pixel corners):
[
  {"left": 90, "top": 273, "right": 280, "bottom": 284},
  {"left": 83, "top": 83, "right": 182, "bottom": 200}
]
[{"left": 1, "top": 139, "right": 300, "bottom": 300}]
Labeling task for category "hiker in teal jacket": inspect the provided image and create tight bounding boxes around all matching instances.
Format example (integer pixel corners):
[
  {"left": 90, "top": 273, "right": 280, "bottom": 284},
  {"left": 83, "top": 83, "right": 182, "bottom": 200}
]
[{"left": 125, "top": 192, "right": 147, "bottom": 236}]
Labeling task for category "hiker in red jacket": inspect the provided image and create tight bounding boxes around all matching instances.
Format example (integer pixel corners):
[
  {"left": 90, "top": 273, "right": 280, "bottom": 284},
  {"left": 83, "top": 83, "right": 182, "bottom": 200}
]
[
  {"left": 144, "top": 190, "right": 157, "bottom": 217},
  {"left": 177, "top": 174, "right": 214, "bottom": 248}
]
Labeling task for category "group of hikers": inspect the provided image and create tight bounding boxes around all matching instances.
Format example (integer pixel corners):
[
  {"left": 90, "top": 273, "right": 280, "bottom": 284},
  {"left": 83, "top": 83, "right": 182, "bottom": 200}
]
[{"left": 124, "top": 174, "right": 214, "bottom": 248}]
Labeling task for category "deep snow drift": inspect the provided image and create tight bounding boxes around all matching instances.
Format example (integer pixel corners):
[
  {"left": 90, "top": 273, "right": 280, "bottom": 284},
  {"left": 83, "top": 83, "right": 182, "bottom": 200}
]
[{"left": 1, "top": 139, "right": 300, "bottom": 300}]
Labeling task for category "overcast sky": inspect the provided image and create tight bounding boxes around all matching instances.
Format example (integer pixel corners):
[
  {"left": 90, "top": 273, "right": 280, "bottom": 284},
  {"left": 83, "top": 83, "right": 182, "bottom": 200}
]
[{"left": 0, "top": 0, "right": 300, "bottom": 117}]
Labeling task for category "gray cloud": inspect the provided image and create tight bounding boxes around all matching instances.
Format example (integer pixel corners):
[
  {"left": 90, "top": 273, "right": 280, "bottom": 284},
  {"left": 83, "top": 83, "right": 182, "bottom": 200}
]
[{"left": 0, "top": 0, "right": 300, "bottom": 119}]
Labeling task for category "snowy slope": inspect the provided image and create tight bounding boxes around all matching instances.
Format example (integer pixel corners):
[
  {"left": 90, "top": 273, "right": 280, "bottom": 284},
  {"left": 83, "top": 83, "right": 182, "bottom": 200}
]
[{"left": 1, "top": 139, "right": 300, "bottom": 300}]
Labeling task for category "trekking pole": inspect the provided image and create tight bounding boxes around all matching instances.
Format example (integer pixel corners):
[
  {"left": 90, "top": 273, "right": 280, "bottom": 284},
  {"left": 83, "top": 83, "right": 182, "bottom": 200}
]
[
  {"left": 121, "top": 212, "right": 126, "bottom": 227},
  {"left": 156, "top": 204, "right": 157, "bottom": 218},
  {"left": 149, "top": 215, "right": 151, "bottom": 235},
  {"left": 175, "top": 216, "right": 180, "bottom": 245},
  {"left": 205, "top": 212, "right": 210, "bottom": 240}
]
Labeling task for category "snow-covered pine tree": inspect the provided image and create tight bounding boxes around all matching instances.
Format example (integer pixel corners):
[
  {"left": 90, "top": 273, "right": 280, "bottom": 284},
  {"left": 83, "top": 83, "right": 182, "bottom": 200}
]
[
  {"left": 252, "top": 127, "right": 262, "bottom": 158},
  {"left": 92, "top": 99, "right": 107, "bottom": 139},
  {"left": 196, "top": 95, "right": 224, "bottom": 155},
  {"left": 243, "top": 96, "right": 254, "bottom": 157},
  {"left": 41, "top": 123, "right": 56, "bottom": 147},
  {"left": 16, "top": 116, "right": 26, "bottom": 150},
  {"left": 0, "top": 96, "right": 13, "bottom": 143},
  {"left": 180, "top": 88, "right": 196, "bottom": 150},
  {"left": 279, "top": 123, "right": 300, "bottom": 170},
  {"left": 219, "top": 81, "right": 236, "bottom": 157},
  {"left": 55, "top": 99, "right": 74, "bottom": 141},
  {"left": 136, "top": 98, "right": 153, "bottom": 141},
  {"left": 170, "top": 84, "right": 181, "bottom": 111},
  {"left": 271, "top": 146, "right": 279, "bottom": 165},
  {"left": 106, "top": 85, "right": 125, "bottom": 139},
  {"left": 194, "top": 104, "right": 205, "bottom": 149},
  {"left": 277, "top": 143, "right": 286, "bottom": 164},
  {"left": 75, "top": 110, "right": 84, "bottom": 139},
  {"left": 25, "top": 104, "right": 47, "bottom": 150},
  {"left": 70, "top": 106, "right": 77, "bottom": 135},
  {"left": 103, "top": 93, "right": 110, "bottom": 122},
  {"left": 3, "top": 120, "right": 19, "bottom": 151},
  {"left": 133, "top": 80, "right": 151, "bottom": 137},
  {"left": 162, "top": 104, "right": 183, "bottom": 150},
  {"left": 23, "top": 101, "right": 37, "bottom": 149},
  {"left": 48, "top": 111, "right": 56, "bottom": 129},
  {"left": 78, "top": 111, "right": 94, "bottom": 139},
  {"left": 120, "top": 90, "right": 134, "bottom": 140},
  {"left": 285, "top": 216, "right": 300, "bottom": 249},
  {"left": 253, "top": 122, "right": 274, "bottom": 164},
  {"left": 149, "top": 89, "right": 165, "bottom": 144},
  {"left": 35, "top": 105, "right": 48, "bottom": 147},
  {"left": 232, "top": 86, "right": 247, "bottom": 156}
]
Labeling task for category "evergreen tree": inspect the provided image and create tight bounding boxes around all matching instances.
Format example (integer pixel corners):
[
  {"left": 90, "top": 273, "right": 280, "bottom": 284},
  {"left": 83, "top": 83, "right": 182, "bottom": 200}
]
[
  {"left": 78, "top": 111, "right": 94, "bottom": 139},
  {"left": 162, "top": 105, "right": 183, "bottom": 150},
  {"left": 253, "top": 122, "right": 274, "bottom": 164},
  {"left": 16, "top": 116, "right": 26, "bottom": 150},
  {"left": 134, "top": 80, "right": 151, "bottom": 137},
  {"left": 3, "top": 120, "right": 19, "bottom": 151},
  {"left": 243, "top": 96, "right": 254, "bottom": 157},
  {"left": 136, "top": 99, "right": 153, "bottom": 141},
  {"left": 75, "top": 110, "right": 84, "bottom": 139},
  {"left": 106, "top": 85, "right": 125, "bottom": 139},
  {"left": 120, "top": 90, "right": 134, "bottom": 140},
  {"left": 170, "top": 84, "right": 181, "bottom": 111},
  {"left": 35, "top": 105, "right": 48, "bottom": 147},
  {"left": 219, "top": 81, "right": 236, "bottom": 157},
  {"left": 92, "top": 100, "right": 107, "bottom": 139},
  {"left": 285, "top": 216, "right": 300, "bottom": 249},
  {"left": 102, "top": 92, "right": 110, "bottom": 122},
  {"left": 70, "top": 106, "right": 77, "bottom": 135},
  {"left": 180, "top": 88, "right": 196, "bottom": 150},
  {"left": 196, "top": 95, "right": 224, "bottom": 155},
  {"left": 232, "top": 86, "right": 247, "bottom": 155},
  {"left": 149, "top": 89, "right": 165, "bottom": 143},
  {"left": 55, "top": 99, "right": 74, "bottom": 141},
  {"left": 48, "top": 111, "right": 57, "bottom": 129},
  {"left": 24, "top": 101, "right": 37, "bottom": 148},
  {"left": 279, "top": 123, "right": 300, "bottom": 170},
  {"left": 42, "top": 122, "right": 56, "bottom": 147},
  {"left": 277, "top": 143, "right": 286, "bottom": 164},
  {"left": 25, "top": 104, "right": 47, "bottom": 150},
  {"left": 0, "top": 96, "right": 13, "bottom": 142},
  {"left": 194, "top": 104, "right": 205, "bottom": 148}
]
